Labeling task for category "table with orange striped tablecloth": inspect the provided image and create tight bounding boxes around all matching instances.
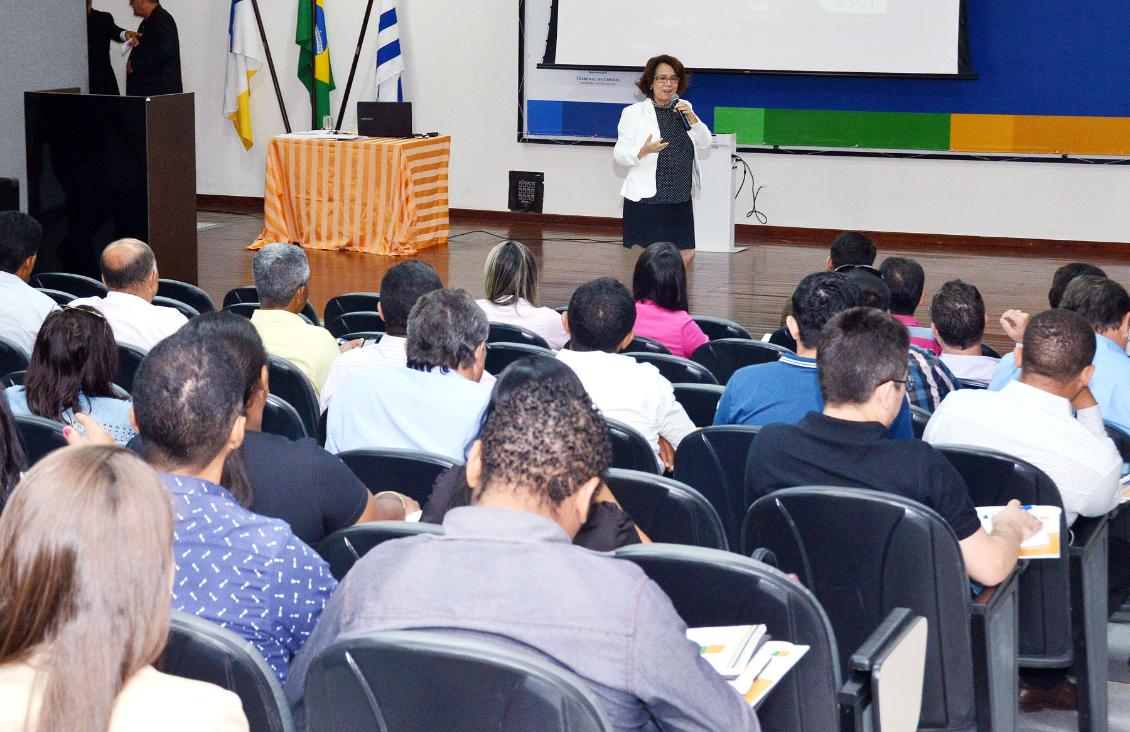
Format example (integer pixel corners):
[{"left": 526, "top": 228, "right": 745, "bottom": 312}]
[{"left": 252, "top": 134, "right": 450, "bottom": 256}]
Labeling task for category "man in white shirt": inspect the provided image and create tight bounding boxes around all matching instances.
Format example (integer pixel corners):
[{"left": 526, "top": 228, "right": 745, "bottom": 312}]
[
  {"left": 925, "top": 308, "right": 1122, "bottom": 526},
  {"left": 930, "top": 280, "right": 999, "bottom": 385},
  {"left": 320, "top": 260, "right": 442, "bottom": 410},
  {"left": 0, "top": 212, "right": 56, "bottom": 355},
  {"left": 70, "top": 238, "right": 187, "bottom": 351},
  {"left": 557, "top": 278, "right": 695, "bottom": 469}
]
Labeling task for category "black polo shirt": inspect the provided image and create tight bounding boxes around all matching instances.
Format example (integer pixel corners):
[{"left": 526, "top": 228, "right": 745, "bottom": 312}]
[{"left": 746, "top": 411, "right": 981, "bottom": 540}]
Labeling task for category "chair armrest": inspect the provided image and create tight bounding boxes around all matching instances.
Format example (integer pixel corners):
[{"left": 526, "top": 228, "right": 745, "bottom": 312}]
[
  {"left": 749, "top": 547, "right": 778, "bottom": 568},
  {"left": 837, "top": 608, "right": 926, "bottom": 732},
  {"left": 1068, "top": 514, "right": 1109, "bottom": 557},
  {"left": 971, "top": 563, "right": 1022, "bottom": 615}
]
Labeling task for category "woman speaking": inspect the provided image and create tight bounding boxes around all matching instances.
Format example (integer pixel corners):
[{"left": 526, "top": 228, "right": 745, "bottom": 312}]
[{"left": 614, "top": 54, "right": 712, "bottom": 265}]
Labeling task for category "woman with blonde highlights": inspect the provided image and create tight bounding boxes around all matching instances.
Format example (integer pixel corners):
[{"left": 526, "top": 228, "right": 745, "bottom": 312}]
[
  {"left": 476, "top": 240, "right": 569, "bottom": 350},
  {"left": 0, "top": 446, "right": 247, "bottom": 732}
]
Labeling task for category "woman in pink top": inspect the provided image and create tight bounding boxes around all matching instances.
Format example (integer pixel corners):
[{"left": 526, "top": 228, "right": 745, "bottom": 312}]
[{"left": 631, "top": 242, "right": 709, "bottom": 358}]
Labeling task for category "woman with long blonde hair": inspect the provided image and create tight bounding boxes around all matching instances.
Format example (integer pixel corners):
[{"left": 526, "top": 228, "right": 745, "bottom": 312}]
[{"left": 476, "top": 240, "right": 570, "bottom": 350}]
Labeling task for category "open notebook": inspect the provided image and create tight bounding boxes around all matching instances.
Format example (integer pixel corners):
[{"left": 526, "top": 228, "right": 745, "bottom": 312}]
[
  {"left": 687, "top": 625, "right": 809, "bottom": 707},
  {"left": 976, "top": 505, "right": 1062, "bottom": 560}
]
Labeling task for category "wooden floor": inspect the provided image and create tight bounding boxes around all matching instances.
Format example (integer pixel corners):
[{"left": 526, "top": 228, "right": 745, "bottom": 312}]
[{"left": 197, "top": 211, "right": 1130, "bottom": 353}]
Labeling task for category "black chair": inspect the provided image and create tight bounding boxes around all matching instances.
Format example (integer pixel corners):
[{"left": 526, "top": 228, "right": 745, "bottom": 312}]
[
  {"left": 36, "top": 287, "right": 75, "bottom": 305},
  {"left": 690, "top": 339, "right": 792, "bottom": 385},
  {"left": 0, "top": 336, "right": 30, "bottom": 379},
  {"left": 1105, "top": 421, "right": 1130, "bottom": 463},
  {"left": 2, "top": 370, "right": 25, "bottom": 387},
  {"left": 606, "top": 418, "right": 661, "bottom": 474},
  {"left": 260, "top": 394, "right": 308, "bottom": 441},
  {"left": 981, "top": 342, "right": 1002, "bottom": 358},
  {"left": 673, "top": 384, "right": 724, "bottom": 429},
  {"left": 628, "top": 352, "right": 718, "bottom": 386},
  {"left": 161, "top": 611, "right": 294, "bottom": 732},
  {"left": 327, "top": 311, "right": 385, "bottom": 338},
  {"left": 339, "top": 331, "right": 384, "bottom": 344},
  {"left": 224, "top": 302, "right": 260, "bottom": 320},
  {"left": 692, "top": 315, "right": 752, "bottom": 341},
  {"left": 15, "top": 414, "right": 68, "bottom": 465},
  {"left": 316, "top": 521, "right": 444, "bottom": 580},
  {"left": 958, "top": 378, "right": 989, "bottom": 390},
  {"left": 615, "top": 544, "right": 927, "bottom": 732},
  {"left": 306, "top": 631, "right": 612, "bottom": 732},
  {"left": 222, "top": 286, "right": 320, "bottom": 325},
  {"left": 672, "top": 425, "right": 760, "bottom": 551},
  {"left": 158, "top": 279, "right": 216, "bottom": 313},
  {"left": 485, "top": 342, "right": 555, "bottom": 376},
  {"left": 744, "top": 487, "right": 1021, "bottom": 732},
  {"left": 938, "top": 445, "right": 1108, "bottom": 727},
  {"left": 30, "top": 272, "right": 107, "bottom": 298},
  {"left": 323, "top": 292, "right": 380, "bottom": 325},
  {"left": 621, "top": 335, "right": 671, "bottom": 356},
  {"left": 488, "top": 322, "right": 550, "bottom": 349},
  {"left": 910, "top": 404, "right": 931, "bottom": 438},
  {"left": 152, "top": 295, "right": 201, "bottom": 320},
  {"left": 337, "top": 448, "right": 460, "bottom": 506},
  {"left": 115, "top": 342, "right": 147, "bottom": 392},
  {"left": 266, "top": 356, "right": 320, "bottom": 440},
  {"left": 604, "top": 468, "right": 727, "bottom": 550}
]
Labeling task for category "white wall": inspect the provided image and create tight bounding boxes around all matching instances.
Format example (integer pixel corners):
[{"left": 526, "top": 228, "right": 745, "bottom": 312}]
[{"left": 92, "top": 0, "right": 1130, "bottom": 243}]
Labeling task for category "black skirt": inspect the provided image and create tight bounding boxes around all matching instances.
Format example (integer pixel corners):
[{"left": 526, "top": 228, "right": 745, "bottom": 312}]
[{"left": 622, "top": 198, "right": 695, "bottom": 251}]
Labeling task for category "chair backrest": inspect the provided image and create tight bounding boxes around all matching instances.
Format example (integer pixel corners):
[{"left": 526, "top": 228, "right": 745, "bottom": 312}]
[
  {"left": 36, "top": 287, "right": 75, "bottom": 305},
  {"left": 260, "top": 394, "right": 309, "bottom": 441},
  {"left": 115, "top": 342, "right": 148, "bottom": 392},
  {"left": 323, "top": 292, "right": 380, "bottom": 325},
  {"left": 0, "top": 336, "right": 30, "bottom": 379},
  {"left": 336, "top": 447, "right": 460, "bottom": 506},
  {"left": 936, "top": 445, "right": 1070, "bottom": 663},
  {"left": 957, "top": 378, "right": 988, "bottom": 390},
  {"left": 605, "top": 418, "right": 661, "bottom": 474},
  {"left": 909, "top": 405, "right": 931, "bottom": 438},
  {"left": 158, "top": 279, "right": 216, "bottom": 313},
  {"left": 672, "top": 425, "right": 760, "bottom": 550},
  {"left": 152, "top": 295, "right": 201, "bottom": 320},
  {"left": 2, "top": 370, "right": 26, "bottom": 388},
  {"left": 223, "top": 302, "right": 260, "bottom": 320},
  {"left": 628, "top": 352, "right": 718, "bottom": 386},
  {"left": 981, "top": 343, "right": 1002, "bottom": 359},
  {"left": 14, "top": 413, "right": 68, "bottom": 465},
  {"left": 30, "top": 271, "right": 107, "bottom": 298},
  {"left": 615, "top": 544, "right": 841, "bottom": 732},
  {"left": 328, "top": 311, "right": 386, "bottom": 338},
  {"left": 672, "top": 384, "right": 724, "bottom": 428},
  {"left": 487, "top": 322, "right": 551, "bottom": 349},
  {"left": 315, "top": 520, "right": 444, "bottom": 580},
  {"left": 690, "top": 338, "right": 790, "bottom": 385},
  {"left": 339, "top": 331, "right": 384, "bottom": 344},
  {"left": 306, "top": 631, "right": 612, "bottom": 732},
  {"left": 485, "top": 342, "right": 556, "bottom": 376},
  {"left": 621, "top": 335, "right": 671, "bottom": 355},
  {"left": 604, "top": 468, "right": 727, "bottom": 550},
  {"left": 692, "top": 315, "right": 752, "bottom": 341},
  {"left": 161, "top": 611, "right": 294, "bottom": 732},
  {"left": 222, "top": 287, "right": 319, "bottom": 325},
  {"left": 1105, "top": 421, "right": 1130, "bottom": 463},
  {"left": 266, "top": 355, "right": 320, "bottom": 439},
  {"left": 743, "top": 487, "right": 977, "bottom": 731}
]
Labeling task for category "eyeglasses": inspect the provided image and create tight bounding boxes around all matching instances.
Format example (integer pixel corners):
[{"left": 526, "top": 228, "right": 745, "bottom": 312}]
[
  {"left": 654, "top": 75, "right": 680, "bottom": 84},
  {"left": 886, "top": 376, "right": 911, "bottom": 390},
  {"left": 834, "top": 264, "right": 882, "bottom": 277}
]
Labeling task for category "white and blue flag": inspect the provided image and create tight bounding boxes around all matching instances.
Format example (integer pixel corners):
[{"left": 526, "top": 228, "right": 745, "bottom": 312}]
[{"left": 375, "top": 0, "right": 404, "bottom": 101}]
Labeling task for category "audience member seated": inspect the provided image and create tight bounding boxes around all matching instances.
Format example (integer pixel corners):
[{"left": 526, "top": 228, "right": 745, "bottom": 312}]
[
  {"left": 422, "top": 356, "right": 645, "bottom": 549},
  {"left": 69, "top": 238, "right": 188, "bottom": 350},
  {"left": 630, "top": 241, "right": 709, "bottom": 358},
  {"left": 1048, "top": 262, "right": 1106, "bottom": 309},
  {"left": 927, "top": 309, "right": 1121, "bottom": 525},
  {"left": 990, "top": 276, "right": 1130, "bottom": 432},
  {"left": 320, "top": 260, "right": 443, "bottom": 410},
  {"left": 881, "top": 256, "right": 941, "bottom": 355},
  {"left": 326, "top": 289, "right": 491, "bottom": 461},
  {"left": 5, "top": 306, "right": 136, "bottom": 445},
  {"left": 827, "top": 230, "right": 877, "bottom": 271},
  {"left": 0, "top": 446, "right": 248, "bottom": 731},
  {"left": 0, "top": 391, "right": 25, "bottom": 512},
  {"left": 285, "top": 377, "right": 761, "bottom": 731},
  {"left": 0, "top": 212, "right": 56, "bottom": 354},
  {"left": 74, "top": 332, "right": 336, "bottom": 683},
  {"left": 930, "top": 280, "right": 999, "bottom": 385},
  {"left": 557, "top": 278, "right": 695, "bottom": 469},
  {"left": 747, "top": 307, "right": 1039, "bottom": 587},
  {"left": 475, "top": 240, "right": 569, "bottom": 350},
  {"left": 250, "top": 243, "right": 357, "bottom": 396}
]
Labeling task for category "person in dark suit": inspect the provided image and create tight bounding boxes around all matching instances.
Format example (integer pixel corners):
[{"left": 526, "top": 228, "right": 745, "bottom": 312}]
[
  {"left": 125, "top": 0, "right": 182, "bottom": 96},
  {"left": 86, "top": 0, "right": 135, "bottom": 95}
]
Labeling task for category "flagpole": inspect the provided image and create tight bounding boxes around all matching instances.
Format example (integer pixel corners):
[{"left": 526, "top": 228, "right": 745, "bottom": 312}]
[
  {"left": 335, "top": 0, "right": 378, "bottom": 132},
  {"left": 249, "top": 0, "right": 290, "bottom": 133},
  {"left": 310, "top": 0, "right": 318, "bottom": 128}
]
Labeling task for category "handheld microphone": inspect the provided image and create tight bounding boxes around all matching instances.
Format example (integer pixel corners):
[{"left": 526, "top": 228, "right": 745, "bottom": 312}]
[{"left": 671, "top": 94, "right": 692, "bottom": 131}]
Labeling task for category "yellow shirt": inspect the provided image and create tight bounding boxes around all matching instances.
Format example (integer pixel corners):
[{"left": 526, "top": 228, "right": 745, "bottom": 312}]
[{"left": 251, "top": 308, "right": 340, "bottom": 395}]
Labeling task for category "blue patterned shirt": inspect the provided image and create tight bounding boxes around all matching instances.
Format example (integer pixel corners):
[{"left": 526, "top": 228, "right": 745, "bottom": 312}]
[{"left": 162, "top": 473, "right": 337, "bottom": 682}]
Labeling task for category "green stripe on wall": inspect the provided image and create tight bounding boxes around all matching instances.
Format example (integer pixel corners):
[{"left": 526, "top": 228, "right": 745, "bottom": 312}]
[
  {"left": 714, "top": 107, "right": 767, "bottom": 145},
  {"left": 715, "top": 108, "right": 951, "bottom": 151}
]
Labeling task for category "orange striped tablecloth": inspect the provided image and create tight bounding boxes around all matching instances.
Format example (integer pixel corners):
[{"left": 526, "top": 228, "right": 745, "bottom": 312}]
[{"left": 252, "top": 134, "right": 450, "bottom": 256}]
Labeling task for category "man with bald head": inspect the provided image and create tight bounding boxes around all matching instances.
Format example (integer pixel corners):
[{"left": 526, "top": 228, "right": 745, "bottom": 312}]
[{"left": 70, "top": 237, "right": 187, "bottom": 350}]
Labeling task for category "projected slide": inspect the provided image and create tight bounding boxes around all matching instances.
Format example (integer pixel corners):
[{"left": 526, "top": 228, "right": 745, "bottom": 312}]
[{"left": 553, "top": 0, "right": 961, "bottom": 75}]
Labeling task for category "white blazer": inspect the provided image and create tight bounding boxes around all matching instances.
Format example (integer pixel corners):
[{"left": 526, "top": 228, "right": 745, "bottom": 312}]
[{"left": 613, "top": 99, "right": 713, "bottom": 202}]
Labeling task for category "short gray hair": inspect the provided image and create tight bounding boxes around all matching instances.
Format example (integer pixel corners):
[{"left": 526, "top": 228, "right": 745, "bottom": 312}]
[
  {"left": 252, "top": 243, "right": 310, "bottom": 308},
  {"left": 406, "top": 289, "right": 489, "bottom": 372}
]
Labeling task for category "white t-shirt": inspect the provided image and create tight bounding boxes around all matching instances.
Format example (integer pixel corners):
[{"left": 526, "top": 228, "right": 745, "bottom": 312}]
[
  {"left": 0, "top": 271, "right": 57, "bottom": 355},
  {"left": 70, "top": 291, "right": 187, "bottom": 351},
  {"left": 477, "top": 298, "right": 569, "bottom": 350},
  {"left": 939, "top": 352, "right": 1000, "bottom": 384}
]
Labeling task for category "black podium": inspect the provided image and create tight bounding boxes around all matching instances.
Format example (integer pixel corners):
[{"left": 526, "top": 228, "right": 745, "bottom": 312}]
[{"left": 24, "top": 89, "right": 197, "bottom": 283}]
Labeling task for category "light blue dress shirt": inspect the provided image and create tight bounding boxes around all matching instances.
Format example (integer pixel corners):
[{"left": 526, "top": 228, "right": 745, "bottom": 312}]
[
  {"left": 4, "top": 386, "right": 136, "bottom": 445},
  {"left": 325, "top": 365, "right": 491, "bottom": 461}
]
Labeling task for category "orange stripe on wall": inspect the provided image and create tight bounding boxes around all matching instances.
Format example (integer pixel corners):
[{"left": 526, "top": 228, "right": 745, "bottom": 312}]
[{"left": 951, "top": 115, "right": 1130, "bottom": 156}]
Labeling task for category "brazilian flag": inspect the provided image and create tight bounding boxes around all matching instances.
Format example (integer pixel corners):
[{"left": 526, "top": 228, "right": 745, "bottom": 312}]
[{"left": 296, "top": 0, "right": 335, "bottom": 123}]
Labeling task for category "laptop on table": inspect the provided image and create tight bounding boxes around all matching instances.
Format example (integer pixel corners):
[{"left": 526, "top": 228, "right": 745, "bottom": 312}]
[{"left": 357, "top": 102, "right": 413, "bottom": 138}]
